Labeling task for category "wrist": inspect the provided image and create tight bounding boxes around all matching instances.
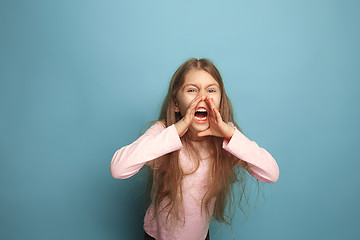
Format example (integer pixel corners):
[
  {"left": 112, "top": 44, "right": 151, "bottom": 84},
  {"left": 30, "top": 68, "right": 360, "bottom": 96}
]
[
  {"left": 224, "top": 125, "right": 235, "bottom": 140},
  {"left": 175, "top": 119, "right": 188, "bottom": 137}
]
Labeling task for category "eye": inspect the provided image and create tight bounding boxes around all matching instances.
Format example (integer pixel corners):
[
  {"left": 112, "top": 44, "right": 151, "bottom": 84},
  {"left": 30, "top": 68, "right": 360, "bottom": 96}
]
[
  {"left": 188, "top": 89, "right": 197, "bottom": 93},
  {"left": 208, "top": 89, "right": 215, "bottom": 93}
]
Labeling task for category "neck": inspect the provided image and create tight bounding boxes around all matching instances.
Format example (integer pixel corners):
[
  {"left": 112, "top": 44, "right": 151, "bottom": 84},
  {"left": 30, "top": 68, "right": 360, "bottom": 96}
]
[{"left": 186, "top": 128, "right": 209, "bottom": 142}]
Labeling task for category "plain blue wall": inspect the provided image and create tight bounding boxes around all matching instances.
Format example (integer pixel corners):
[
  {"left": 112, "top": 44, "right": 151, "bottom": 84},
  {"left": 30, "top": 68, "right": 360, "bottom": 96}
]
[{"left": 1, "top": 0, "right": 359, "bottom": 239}]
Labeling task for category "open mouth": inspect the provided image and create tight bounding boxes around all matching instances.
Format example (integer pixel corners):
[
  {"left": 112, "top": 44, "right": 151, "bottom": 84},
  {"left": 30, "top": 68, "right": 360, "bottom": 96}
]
[{"left": 194, "top": 108, "right": 208, "bottom": 122}]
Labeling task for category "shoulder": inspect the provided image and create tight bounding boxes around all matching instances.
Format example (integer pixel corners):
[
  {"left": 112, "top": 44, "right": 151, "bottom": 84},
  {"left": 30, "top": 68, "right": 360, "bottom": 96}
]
[
  {"left": 158, "top": 119, "right": 166, "bottom": 127},
  {"left": 154, "top": 120, "right": 166, "bottom": 130}
]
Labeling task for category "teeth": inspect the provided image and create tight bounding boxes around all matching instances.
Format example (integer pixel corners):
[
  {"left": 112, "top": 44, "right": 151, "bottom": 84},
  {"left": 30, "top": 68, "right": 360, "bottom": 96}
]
[
  {"left": 196, "top": 109, "right": 207, "bottom": 112},
  {"left": 194, "top": 116, "right": 207, "bottom": 120}
]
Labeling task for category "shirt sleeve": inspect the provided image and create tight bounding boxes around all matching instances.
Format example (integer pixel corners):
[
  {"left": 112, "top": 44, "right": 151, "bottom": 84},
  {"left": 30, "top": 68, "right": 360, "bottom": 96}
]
[
  {"left": 110, "top": 121, "right": 183, "bottom": 179},
  {"left": 222, "top": 123, "right": 279, "bottom": 183}
]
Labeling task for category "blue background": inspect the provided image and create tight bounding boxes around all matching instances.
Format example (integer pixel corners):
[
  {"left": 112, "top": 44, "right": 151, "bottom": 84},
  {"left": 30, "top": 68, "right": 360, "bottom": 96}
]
[{"left": 1, "top": 0, "right": 359, "bottom": 239}]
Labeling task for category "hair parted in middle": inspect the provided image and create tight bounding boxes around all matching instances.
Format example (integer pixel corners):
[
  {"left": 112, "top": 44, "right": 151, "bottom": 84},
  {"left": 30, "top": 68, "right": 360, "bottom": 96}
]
[{"left": 148, "top": 58, "right": 256, "bottom": 227}]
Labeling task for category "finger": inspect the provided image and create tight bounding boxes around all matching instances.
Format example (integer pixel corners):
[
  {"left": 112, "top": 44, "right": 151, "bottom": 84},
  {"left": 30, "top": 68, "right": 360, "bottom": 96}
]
[
  {"left": 207, "top": 97, "right": 217, "bottom": 119},
  {"left": 214, "top": 108, "right": 222, "bottom": 123},
  {"left": 210, "top": 97, "right": 216, "bottom": 110},
  {"left": 188, "top": 96, "right": 203, "bottom": 114},
  {"left": 205, "top": 97, "right": 215, "bottom": 110},
  {"left": 189, "top": 95, "right": 203, "bottom": 109},
  {"left": 185, "top": 96, "right": 203, "bottom": 120},
  {"left": 205, "top": 97, "right": 215, "bottom": 118},
  {"left": 209, "top": 98, "right": 222, "bottom": 122}
]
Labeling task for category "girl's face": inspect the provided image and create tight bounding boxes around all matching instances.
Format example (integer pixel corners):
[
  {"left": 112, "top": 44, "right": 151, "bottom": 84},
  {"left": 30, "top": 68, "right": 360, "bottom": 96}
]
[{"left": 175, "top": 69, "right": 221, "bottom": 134}]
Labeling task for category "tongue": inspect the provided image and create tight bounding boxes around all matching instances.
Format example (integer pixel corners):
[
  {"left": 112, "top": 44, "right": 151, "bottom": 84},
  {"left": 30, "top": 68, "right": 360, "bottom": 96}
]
[{"left": 195, "top": 112, "right": 207, "bottom": 118}]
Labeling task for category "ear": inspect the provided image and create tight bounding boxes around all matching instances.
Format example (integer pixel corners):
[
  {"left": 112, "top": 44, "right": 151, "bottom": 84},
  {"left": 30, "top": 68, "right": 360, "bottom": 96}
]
[{"left": 173, "top": 98, "right": 180, "bottom": 112}]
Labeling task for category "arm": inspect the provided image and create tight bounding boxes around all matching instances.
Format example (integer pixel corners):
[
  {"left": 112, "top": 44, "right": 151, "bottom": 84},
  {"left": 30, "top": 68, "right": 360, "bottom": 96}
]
[
  {"left": 222, "top": 123, "right": 279, "bottom": 183},
  {"left": 110, "top": 121, "right": 183, "bottom": 179},
  {"left": 195, "top": 97, "right": 279, "bottom": 183}
]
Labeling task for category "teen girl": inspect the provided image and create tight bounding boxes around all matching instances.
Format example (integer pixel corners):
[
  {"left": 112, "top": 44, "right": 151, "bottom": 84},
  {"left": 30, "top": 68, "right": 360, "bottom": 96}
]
[{"left": 110, "top": 58, "right": 279, "bottom": 240}]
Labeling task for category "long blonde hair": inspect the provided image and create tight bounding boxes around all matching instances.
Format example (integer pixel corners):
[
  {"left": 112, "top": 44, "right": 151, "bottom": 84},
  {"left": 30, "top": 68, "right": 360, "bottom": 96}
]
[{"left": 149, "top": 58, "right": 254, "bottom": 226}]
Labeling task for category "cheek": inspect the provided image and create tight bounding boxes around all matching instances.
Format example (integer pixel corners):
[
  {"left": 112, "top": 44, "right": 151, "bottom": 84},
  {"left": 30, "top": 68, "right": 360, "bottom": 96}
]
[
  {"left": 178, "top": 97, "right": 194, "bottom": 113},
  {"left": 214, "top": 95, "right": 221, "bottom": 109}
]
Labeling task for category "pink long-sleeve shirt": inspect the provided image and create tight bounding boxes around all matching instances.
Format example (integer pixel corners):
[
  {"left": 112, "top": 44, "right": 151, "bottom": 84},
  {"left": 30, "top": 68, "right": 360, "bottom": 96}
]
[{"left": 110, "top": 121, "right": 279, "bottom": 240}]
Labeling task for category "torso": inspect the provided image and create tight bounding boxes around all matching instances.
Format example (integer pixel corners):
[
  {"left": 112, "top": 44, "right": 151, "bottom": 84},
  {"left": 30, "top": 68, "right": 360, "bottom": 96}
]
[{"left": 144, "top": 139, "right": 215, "bottom": 240}]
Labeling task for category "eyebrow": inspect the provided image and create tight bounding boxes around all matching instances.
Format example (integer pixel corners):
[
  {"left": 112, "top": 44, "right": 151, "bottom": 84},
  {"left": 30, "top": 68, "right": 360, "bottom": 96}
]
[{"left": 183, "top": 83, "right": 219, "bottom": 88}]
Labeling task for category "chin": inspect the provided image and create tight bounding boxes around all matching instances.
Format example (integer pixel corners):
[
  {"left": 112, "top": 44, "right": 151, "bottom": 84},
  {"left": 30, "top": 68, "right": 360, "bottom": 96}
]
[{"left": 189, "top": 121, "right": 210, "bottom": 135}]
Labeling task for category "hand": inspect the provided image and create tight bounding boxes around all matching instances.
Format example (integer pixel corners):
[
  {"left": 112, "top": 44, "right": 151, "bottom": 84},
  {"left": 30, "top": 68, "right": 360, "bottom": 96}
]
[
  {"left": 197, "top": 97, "right": 235, "bottom": 139},
  {"left": 174, "top": 95, "right": 205, "bottom": 137}
]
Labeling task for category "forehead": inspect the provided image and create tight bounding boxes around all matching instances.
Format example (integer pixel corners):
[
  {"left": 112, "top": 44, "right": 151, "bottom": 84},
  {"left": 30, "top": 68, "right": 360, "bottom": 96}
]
[{"left": 182, "top": 69, "right": 219, "bottom": 87}]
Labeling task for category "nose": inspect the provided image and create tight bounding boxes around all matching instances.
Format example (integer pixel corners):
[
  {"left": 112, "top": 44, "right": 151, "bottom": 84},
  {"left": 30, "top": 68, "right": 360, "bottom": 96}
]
[{"left": 198, "top": 90, "right": 209, "bottom": 99}]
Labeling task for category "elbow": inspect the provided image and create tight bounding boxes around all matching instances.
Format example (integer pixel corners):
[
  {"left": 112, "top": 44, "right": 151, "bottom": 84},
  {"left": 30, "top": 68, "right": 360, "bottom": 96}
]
[
  {"left": 266, "top": 174, "right": 279, "bottom": 183},
  {"left": 110, "top": 165, "right": 133, "bottom": 179},
  {"left": 251, "top": 163, "right": 279, "bottom": 183},
  {"left": 110, "top": 150, "right": 130, "bottom": 179},
  {"left": 257, "top": 174, "right": 278, "bottom": 183},
  {"left": 261, "top": 151, "right": 280, "bottom": 183},
  {"left": 110, "top": 164, "right": 123, "bottom": 179},
  {"left": 110, "top": 149, "right": 143, "bottom": 179},
  {"left": 265, "top": 163, "right": 280, "bottom": 183},
  {"left": 110, "top": 166, "right": 123, "bottom": 179}
]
